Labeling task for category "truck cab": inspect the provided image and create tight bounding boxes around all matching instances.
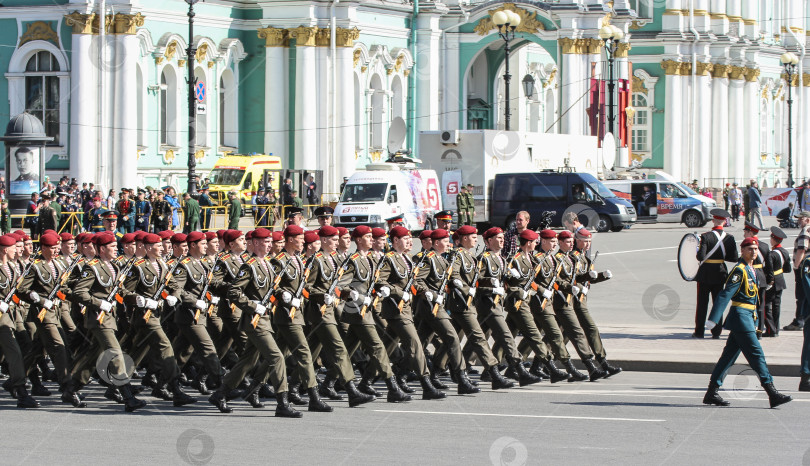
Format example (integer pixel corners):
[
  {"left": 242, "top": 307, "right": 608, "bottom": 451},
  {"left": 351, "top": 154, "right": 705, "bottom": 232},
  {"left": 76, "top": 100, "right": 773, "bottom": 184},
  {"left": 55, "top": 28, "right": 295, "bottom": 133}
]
[{"left": 206, "top": 154, "right": 282, "bottom": 206}]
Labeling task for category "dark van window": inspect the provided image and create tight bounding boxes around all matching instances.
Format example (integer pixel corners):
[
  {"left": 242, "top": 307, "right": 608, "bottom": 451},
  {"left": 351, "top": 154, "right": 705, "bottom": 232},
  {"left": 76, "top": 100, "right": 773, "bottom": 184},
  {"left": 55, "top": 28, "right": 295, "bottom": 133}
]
[{"left": 531, "top": 182, "right": 565, "bottom": 201}]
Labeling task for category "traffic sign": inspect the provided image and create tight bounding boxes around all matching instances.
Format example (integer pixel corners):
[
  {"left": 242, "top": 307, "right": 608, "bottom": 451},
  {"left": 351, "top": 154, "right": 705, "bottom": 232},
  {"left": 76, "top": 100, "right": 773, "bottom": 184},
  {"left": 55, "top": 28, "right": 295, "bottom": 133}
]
[
  {"left": 196, "top": 104, "right": 207, "bottom": 115},
  {"left": 195, "top": 82, "right": 206, "bottom": 102}
]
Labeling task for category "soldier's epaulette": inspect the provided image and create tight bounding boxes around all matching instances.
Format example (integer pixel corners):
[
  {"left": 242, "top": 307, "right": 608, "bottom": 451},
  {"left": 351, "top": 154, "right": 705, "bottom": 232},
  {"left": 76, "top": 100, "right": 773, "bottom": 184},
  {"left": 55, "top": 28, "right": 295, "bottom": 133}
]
[
  {"left": 181, "top": 257, "right": 192, "bottom": 264},
  {"left": 315, "top": 252, "right": 324, "bottom": 258},
  {"left": 247, "top": 257, "right": 257, "bottom": 264},
  {"left": 386, "top": 251, "right": 396, "bottom": 257},
  {"left": 426, "top": 251, "right": 436, "bottom": 258},
  {"left": 483, "top": 251, "right": 491, "bottom": 257},
  {"left": 514, "top": 252, "right": 521, "bottom": 259},
  {"left": 274, "top": 252, "right": 286, "bottom": 260},
  {"left": 87, "top": 258, "right": 100, "bottom": 266},
  {"left": 134, "top": 259, "right": 146, "bottom": 266},
  {"left": 350, "top": 252, "right": 360, "bottom": 260},
  {"left": 221, "top": 253, "right": 231, "bottom": 260}
]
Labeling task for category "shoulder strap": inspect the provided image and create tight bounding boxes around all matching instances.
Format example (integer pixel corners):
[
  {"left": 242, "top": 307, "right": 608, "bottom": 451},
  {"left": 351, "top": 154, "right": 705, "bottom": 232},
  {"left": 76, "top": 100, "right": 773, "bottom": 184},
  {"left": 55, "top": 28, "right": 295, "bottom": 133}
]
[{"left": 700, "top": 231, "right": 726, "bottom": 266}]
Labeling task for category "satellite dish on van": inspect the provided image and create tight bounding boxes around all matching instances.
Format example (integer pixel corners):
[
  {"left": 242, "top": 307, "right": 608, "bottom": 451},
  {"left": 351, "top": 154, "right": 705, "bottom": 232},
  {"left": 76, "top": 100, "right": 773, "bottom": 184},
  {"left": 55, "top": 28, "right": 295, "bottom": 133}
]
[
  {"left": 602, "top": 132, "right": 616, "bottom": 171},
  {"left": 387, "top": 117, "right": 407, "bottom": 156}
]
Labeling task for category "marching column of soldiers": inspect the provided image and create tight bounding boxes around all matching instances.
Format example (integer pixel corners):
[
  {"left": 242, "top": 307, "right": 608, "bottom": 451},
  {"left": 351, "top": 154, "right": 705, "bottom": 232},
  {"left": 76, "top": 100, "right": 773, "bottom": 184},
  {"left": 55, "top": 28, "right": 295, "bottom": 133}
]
[{"left": 0, "top": 209, "right": 627, "bottom": 416}]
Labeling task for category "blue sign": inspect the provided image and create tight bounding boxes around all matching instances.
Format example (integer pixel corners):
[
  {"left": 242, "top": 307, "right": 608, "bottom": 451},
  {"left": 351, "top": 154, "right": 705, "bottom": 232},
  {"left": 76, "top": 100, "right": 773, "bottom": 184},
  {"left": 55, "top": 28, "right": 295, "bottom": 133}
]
[{"left": 195, "top": 82, "right": 206, "bottom": 102}]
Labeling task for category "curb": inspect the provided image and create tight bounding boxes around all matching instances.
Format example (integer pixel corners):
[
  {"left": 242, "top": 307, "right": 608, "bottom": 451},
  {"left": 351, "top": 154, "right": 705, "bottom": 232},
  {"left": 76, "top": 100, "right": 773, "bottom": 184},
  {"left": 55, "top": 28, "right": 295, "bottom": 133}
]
[{"left": 610, "top": 360, "right": 802, "bottom": 378}]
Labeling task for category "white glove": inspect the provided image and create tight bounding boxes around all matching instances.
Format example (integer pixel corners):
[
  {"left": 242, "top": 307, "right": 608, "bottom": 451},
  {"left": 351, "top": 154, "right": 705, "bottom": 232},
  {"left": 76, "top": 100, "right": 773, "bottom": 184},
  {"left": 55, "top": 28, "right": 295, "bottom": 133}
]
[
  {"left": 519, "top": 289, "right": 529, "bottom": 300},
  {"left": 509, "top": 268, "right": 520, "bottom": 278},
  {"left": 424, "top": 291, "right": 434, "bottom": 302},
  {"left": 402, "top": 292, "right": 411, "bottom": 303},
  {"left": 468, "top": 288, "right": 476, "bottom": 298},
  {"left": 0, "top": 301, "right": 8, "bottom": 313},
  {"left": 145, "top": 298, "right": 159, "bottom": 310},
  {"left": 492, "top": 279, "right": 501, "bottom": 288},
  {"left": 281, "top": 291, "right": 292, "bottom": 303},
  {"left": 589, "top": 270, "right": 598, "bottom": 279},
  {"left": 165, "top": 295, "right": 178, "bottom": 306},
  {"left": 291, "top": 297, "right": 301, "bottom": 309},
  {"left": 493, "top": 286, "right": 505, "bottom": 296},
  {"left": 542, "top": 288, "right": 553, "bottom": 300},
  {"left": 435, "top": 294, "right": 444, "bottom": 305},
  {"left": 99, "top": 300, "right": 113, "bottom": 312},
  {"left": 349, "top": 290, "right": 360, "bottom": 301},
  {"left": 323, "top": 294, "right": 334, "bottom": 306},
  {"left": 581, "top": 286, "right": 588, "bottom": 296},
  {"left": 29, "top": 291, "right": 40, "bottom": 303},
  {"left": 42, "top": 298, "right": 53, "bottom": 310},
  {"left": 195, "top": 299, "right": 207, "bottom": 310},
  {"left": 571, "top": 286, "right": 581, "bottom": 296},
  {"left": 604, "top": 270, "right": 612, "bottom": 279},
  {"left": 362, "top": 296, "right": 372, "bottom": 306},
  {"left": 253, "top": 302, "right": 267, "bottom": 315},
  {"left": 705, "top": 320, "right": 717, "bottom": 330},
  {"left": 379, "top": 286, "right": 391, "bottom": 298},
  {"left": 135, "top": 295, "right": 146, "bottom": 308},
  {"left": 211, "top": 296, "right": 220, "bottom": 305},
  {"left": 453, "top": 279, "right": 464, "bottom": 289}
]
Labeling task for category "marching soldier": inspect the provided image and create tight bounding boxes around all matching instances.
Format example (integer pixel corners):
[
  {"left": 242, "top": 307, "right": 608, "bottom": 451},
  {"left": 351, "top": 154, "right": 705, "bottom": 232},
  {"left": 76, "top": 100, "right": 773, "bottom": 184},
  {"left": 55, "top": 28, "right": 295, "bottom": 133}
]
[
  {"left": 134, "top": 189, "right": 152, "bottom": 232},
  {"left": 335, "top": 227, "right": 351, "bottom": 262},
  {"left": 703, "top": 237, "right": 792, "bottom": 408},
  {"left": 152, "top": 191, "right": 172, "bottom": 233},
  {"left": 764, "top": 227, "right": 790, "bottom": 337},
  {"left": 227, "top": 191, "right": 242, "bottom": 230},
  {"left": 61, "top": 232, "right": 147, "bottom": 412},
  {"left": 742, "top": 222, "right": 773, "bottom": 336},
  {"left": 693, "top": 208, "right": 739, "bottom": 339},
  {"left": 210, "top": 229, "right": 249, "bottom": 362},
  {"left": 799, "top": 242, "right": 810, "bottom": 391}
]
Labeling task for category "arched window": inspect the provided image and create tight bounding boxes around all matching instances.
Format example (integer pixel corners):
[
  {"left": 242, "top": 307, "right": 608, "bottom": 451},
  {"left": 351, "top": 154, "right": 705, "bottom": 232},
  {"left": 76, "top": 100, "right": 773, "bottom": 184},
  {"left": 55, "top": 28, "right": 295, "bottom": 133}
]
[
  {"left": 631, "top": 93, "right": 650, "bottom": 154},
  {"left": 25, "top": 51, "right": 60, "bottom": 145},
  {"left": 219, "top": 70, "right": 237, "bottom": 148},
  {"left": 160, "top": 67, "right": 178, "bottom": 146}
]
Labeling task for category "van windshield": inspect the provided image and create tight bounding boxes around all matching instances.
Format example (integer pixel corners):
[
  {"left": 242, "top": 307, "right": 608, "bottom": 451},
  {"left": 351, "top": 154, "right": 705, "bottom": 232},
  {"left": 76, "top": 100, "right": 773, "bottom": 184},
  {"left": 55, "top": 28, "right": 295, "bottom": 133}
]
[
  {"left": 341, "top": 183, "right": 388, "bottom": 202},
  {"left": 209, "top": 168, "right": 245, "bottom": 186},
  {"left": 678, "top": 183, "right": 698, "bottom": 195},
  {"left": 587, "top": 180, "right": 617, "bottom": 198}
]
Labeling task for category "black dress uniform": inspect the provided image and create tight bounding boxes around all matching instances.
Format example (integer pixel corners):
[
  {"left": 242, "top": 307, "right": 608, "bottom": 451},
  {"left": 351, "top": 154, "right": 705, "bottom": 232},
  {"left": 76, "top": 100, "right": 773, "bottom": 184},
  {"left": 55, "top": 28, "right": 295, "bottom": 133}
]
[
  {"left": 694, "top": 214, "right": 739, "bottom": 338},
  {"left": 764, "top": 227, "right": 791, "bottom": 336},
  {"left": 152, "top": 198, "right": 172, "bottom": 232}
]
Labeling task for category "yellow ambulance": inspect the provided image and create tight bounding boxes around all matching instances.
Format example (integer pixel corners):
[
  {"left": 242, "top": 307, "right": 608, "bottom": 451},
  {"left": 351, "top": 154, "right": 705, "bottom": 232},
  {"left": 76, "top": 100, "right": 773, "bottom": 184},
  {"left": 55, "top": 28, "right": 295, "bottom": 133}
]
[{"left": 206, "top": 153, "right": 282, "bottom": 206}]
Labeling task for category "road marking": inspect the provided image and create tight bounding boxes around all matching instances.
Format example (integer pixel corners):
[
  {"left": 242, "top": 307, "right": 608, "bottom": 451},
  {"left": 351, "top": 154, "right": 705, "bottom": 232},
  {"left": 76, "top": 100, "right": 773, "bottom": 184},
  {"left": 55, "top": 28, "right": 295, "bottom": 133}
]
[
  {"left": 373, "top": 409, "right": 665, "bottom": 423},
  {"left": 600, "top": 246, "right": 677, "bottom": 256}
]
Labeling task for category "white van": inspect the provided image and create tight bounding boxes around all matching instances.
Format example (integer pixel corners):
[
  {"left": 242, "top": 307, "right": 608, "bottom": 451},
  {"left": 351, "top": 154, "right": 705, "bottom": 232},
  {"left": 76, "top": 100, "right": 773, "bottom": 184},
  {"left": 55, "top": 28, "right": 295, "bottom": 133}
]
[
  {"left": 602, "top": 171, "right": 717, "bottom": 227},
  {"left": 335, "top": 162, "right": 442, "bottom": 230}
]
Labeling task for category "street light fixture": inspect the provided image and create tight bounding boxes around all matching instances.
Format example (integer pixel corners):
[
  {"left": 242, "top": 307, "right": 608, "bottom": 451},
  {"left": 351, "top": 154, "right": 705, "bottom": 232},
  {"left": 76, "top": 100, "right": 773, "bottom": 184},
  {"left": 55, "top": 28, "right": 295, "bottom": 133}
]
[
  {"left": 780, "top": 51, "right": 799, "bottom": 188},
  {"left": 491, "top": 9, "right": 521, "bottom": 131},
  {"left": 522, "top": 74, "right": 535, "bottom": 100},
  {"left": 599, "top": 24, "right": 624, "bottom": 136},
  {"left": 185, "top": 0, "right": 200, "bottom": 196}
]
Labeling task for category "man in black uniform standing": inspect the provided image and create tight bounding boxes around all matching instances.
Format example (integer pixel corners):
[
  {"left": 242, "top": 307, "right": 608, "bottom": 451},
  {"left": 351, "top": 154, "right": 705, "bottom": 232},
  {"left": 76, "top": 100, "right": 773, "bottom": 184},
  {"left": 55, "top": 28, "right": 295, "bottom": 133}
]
[
  {"left": 764, "top": 227, "right": 791, "bottom": 336},
  {"left": 693, "top": 208, "right": 739, "bottom": 339}
]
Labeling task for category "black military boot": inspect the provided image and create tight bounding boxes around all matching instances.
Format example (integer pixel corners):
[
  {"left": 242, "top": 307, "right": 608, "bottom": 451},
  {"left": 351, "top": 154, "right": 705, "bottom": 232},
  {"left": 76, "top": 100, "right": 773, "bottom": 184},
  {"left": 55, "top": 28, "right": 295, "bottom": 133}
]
[
  {"left": 2, "top": 379, "right": 17, "bottom": 398},
  {"left": 419, "top": 376, "right": 446, "bottom": 400},
  {"left": 259, "top": 383, "right": 275, "bottom": 399},
  {"left": 489, "top": 366, "right": 515, "bottom": 390},
  {"left": 192, "top": 373, "right": 210, "bottom": 395},
  {"left": 762, "top": 383, "right": 792, "bottom": 408},
  {"left": 542, "top": 359, "right": 569, "bottom": 383},
  {"left": 208, "top": 390, "right": 233, "bottom": 413},
  {"left": 243, "top": 381, "right": 265, "bottom": 409},
  {"left": 430, "top": 371, "right": 449, "bottom": 390},
  {"left": 345, "top": 380, "right": 375, "bottom": 407},
  {"left": 583, "top": 358, "right": 608, "bottom": 382},
  {"left": 104, "top": 386, "right": 125, "bottom": 403},
  {"left": 455, "top": 370, "right": 481, "bottom": 395},
  {"left": 29, "top": 374, "right": 51, "bottom": 397},
  {"left": 396, "top": 373, "right": 415, "bottom": 394},
  {"left": 151, "top": 381, "right": 173, "bottom": 401},
  {"left": 385, "top": 376, "right": 412, "bottom": 402},
  {"left": 288, "top": 383, "right": 308, "bottom": 406},
  {"left": 799, "top": 373, "right": 810, "bottom": 392},
  {"left": 307, "top": 387, "right": 333, "bottom": 412},
  {"left": 512, "top": 363, "right": 542, "bottom": 386},
  {"left": 702, "top": 381, "right": 730, "bottom": 406},
  {"left": 61, "top": 380, "right": 87, "bottom": 408},
  {"left": 597, "top": 357, "right": 623, "bottom": 377},
  {"left": 563, "top": 360, "right": 588, "bottom": 382},
  {"left": 170, "top": 379, "right": 197, "bottom": 407},
  {"left": 318, "top": 375, "right": 344, "bottom": 401},
  {"left": 120, "top": 384, "right": 147, "bottom": 413},
  {"left": 275, "top": 392, "right": 303, "bottom": 418},
  {"left": 140, "top": 370, "right": 157, "bottom": 389},
  {"left": 15, "top": 386, "right": 40, "bottom": 409},
  {"left": 358, "top": 376, "right": 380, "bottom": 397}
]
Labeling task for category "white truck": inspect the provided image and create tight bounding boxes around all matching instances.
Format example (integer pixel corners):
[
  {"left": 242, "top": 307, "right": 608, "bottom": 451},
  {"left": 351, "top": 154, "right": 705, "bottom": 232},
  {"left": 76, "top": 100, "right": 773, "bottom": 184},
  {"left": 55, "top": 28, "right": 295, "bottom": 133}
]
[
  {"left": 418, "top": 130, "right": 603, "bottom": 225},
  {"left": 334, "top": 162, "right": 442, "bottom": 231}
]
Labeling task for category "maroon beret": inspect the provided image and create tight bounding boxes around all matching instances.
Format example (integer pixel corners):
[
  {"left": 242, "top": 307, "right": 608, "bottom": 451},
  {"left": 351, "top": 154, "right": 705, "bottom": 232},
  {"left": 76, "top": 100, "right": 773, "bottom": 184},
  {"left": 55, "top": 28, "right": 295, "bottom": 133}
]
[
  {"left": 419, "top": 230, "right": 433, "bottom": 240},
  {"left": 740, "top": 237, "right": 758, "bottom": 248},
  {"left": 539, "top": 229, "right": 557, "bottom": 239},
  {"left": 59, "top": 232, "right": 75, "bottom": 242},
  {"left": 284, "top": 225, "right": 305, "bottom": 237},
  {"left": 252, "top": 228, "right": 271, "bottom": 239},
  {"left": 575, "top": 228, "right": 592, "bottom": 240},
  {"left": 246, "top": 230, "right": 254, "bottom": 240},
  {"left": 318, "top": 225, "right": 339, "bottom": 237},
  {"left": 371, "top": 227, "right": 387, "bottom": 238},
  {"left": 80, "top": 233, "right": 95, "bottom": 244},
  {"left": 456, "top": 225, "right": 476, "bottom": 236},
  {"left": 223, "top": 229, "right": 243, "bottom": 244},
  {"left": 0, "top": 235, "right": 17, "bottom": 247},
  {"left": 430, "top": 229, "right": 449, "bottom": 240},
  {"left": 170, "top": 233, "right": 187, "bottom": 244},
  {"left": 216, "top": 229, "right": 226, "bottom": 240},
  {"left": 40, "top": 233, "right": 60, "bottom": 247},
  {"left": 93, "top": 232, "right": 116, "bottom": 246},
  {"left": 143, "top": 233, "right": 161, "bottom": 244},
  {"left": 158, "top": 230, "right": 174, "bottom": 240},
  {"left": 120, "top": 233, "right": 136, "bottom": 244},
  {"left": 483, "top": 227, "right": 503, "bottom": 239},
  {"left": 557, "top": 230, "right": 573, "bottom": 240},
  {"left": 272, "top": 231, "right": 284, "bottom": 242},
  {"left": 352, "top": 226, "right": 372, "bottom": 238},
  {"left": 336, "top": 227, "right": 350, "bottom": 237},
  {"left": 519, "top": 229, "right": 539, "bottom": 241},
  {"left": 389, "top": 226, "right": 411, "bottom": 239},
  {"left": 133, "top": 230, "right": 147, "bottom": 242},
  {"left": 205, "top": 231, "right": 218, "bottom": 241},
  {"left": 304, "top": 231, "right": 320, "bottom": 244},
  {"left": 186, "top": 231, "right": 205, "bottom": 243}
]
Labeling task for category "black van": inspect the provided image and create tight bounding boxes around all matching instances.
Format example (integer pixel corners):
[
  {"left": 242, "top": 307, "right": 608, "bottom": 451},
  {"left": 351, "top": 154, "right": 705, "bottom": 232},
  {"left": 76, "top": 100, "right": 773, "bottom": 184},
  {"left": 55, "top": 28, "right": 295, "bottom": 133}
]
[{"left": 488, "top": 171, "right": 637, "bottom": 232}]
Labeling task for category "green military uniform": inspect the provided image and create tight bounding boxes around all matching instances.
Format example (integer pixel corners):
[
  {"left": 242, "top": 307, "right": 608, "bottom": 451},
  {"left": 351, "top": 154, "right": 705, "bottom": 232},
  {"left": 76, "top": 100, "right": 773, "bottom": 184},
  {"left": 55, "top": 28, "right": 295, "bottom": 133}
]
[
  {"left": 569, "top": 250, "right": 611, "bottom": 360},
  {"left": 504, "top": 250, "right": 552, "bottom": 364},
  {"left": 0, "top": 260, "right": 35, "bottom": 405},
  {"left": 522, "top": 249, "right": 570, "bottom": 363},
  {"left": 228, "top": 198, "right": 242, "bottom": 229},
  {"left": 1, "top": 206, "right": 11, "bottom": 234},
  {"left": 551, "top": 251, "right": 595, "bottom": 361},
  {"left": 456, "top": 190, "right": 469, "bottom": 226},
  {"left": 210, "top": 252, "right": 248, "bottom": 358},
  {"left": 464, "top": 189, "right": 475, "bottom": 226},
  {"left": 183, "top": 197, "right": 201, "bottom": 233}
]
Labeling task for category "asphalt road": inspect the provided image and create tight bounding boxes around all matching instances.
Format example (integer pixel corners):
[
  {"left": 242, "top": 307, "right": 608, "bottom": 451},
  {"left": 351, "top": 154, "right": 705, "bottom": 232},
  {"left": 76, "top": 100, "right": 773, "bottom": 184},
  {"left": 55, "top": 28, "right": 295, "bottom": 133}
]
[{"left": 2, "top": 371, "right": 807, "bottom": 465}]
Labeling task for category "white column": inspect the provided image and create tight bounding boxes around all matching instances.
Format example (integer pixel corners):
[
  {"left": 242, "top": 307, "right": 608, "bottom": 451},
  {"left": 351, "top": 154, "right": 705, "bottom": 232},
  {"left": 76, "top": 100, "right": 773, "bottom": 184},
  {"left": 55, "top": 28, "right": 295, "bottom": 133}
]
[
  {"left": 663, "top": 73, "right": 684, "bottom": 180},
  {"left": 728, "top": 72, "right": 745, "bottom": 181},
  {"left": 336, "top": 44, "right": 356, "bottom": 188},
  {"left": 69, "top": 32, "right": 98, "bottom": 184},
  {"left": 415, "top": 13, "right": 442, "bottom": 135},
  {"left": 741, "top": 0, "right": 758, "bottom": 37},
  {"left": 615, "top": 48, "right": 630, "bottom": 168},
  {"left": 695, "top": 73, "right": 712, "bottom": 187},
  {"left": 442, "top": 32, "right": 461, "bottom": 130},
  {"left": 295, "top": 43, "right": 317, "bottom": 170},
  {"left": 798, "top": 79, "right": 809, "bottom": 181},
  {"left": 743, "top": 72, "right": 760, "bottom": 181},
  {"left": 316, "top": 45, "right": 329, "bottom": 174},
  {"left": 710, "top": 69, "right": 729, "bottom": 182},
  {"left": 113, "top": 32, "right": 138, "bottom": 191},
  {"left": 560, "top": 49, "right": 583, "bottom": 135},
  {"left": 260, "top": 30, "right": 288, "bottom": 159}
]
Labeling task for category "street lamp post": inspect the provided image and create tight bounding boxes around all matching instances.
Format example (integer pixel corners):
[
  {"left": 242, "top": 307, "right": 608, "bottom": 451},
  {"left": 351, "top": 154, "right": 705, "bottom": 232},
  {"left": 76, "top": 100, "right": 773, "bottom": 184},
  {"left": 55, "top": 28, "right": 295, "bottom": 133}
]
[
  {"left": 599, "top": 25, "right": 625, "bottom": 136},
  {"left": 781, "top": 51, "right": 799, "bottom": 188},
  {"left": 491, "top": 10, "right": 521, "bottom": 131},
  {"left": 186, "top": 0, "right": 199, "bottom": 195}
]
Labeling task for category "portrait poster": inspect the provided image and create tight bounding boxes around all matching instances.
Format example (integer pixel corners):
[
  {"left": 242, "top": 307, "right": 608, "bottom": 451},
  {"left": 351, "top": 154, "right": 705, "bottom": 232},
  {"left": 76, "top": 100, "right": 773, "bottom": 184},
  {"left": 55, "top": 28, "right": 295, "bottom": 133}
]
[{"left": 9, "top": 145, "right": 41, "bottom": 195}]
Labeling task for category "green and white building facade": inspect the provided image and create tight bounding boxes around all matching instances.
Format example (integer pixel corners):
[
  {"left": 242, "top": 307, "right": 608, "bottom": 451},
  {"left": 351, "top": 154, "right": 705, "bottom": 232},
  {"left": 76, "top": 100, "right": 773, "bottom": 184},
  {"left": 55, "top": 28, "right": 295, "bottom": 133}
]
[{"left": 1, "top": 0, "right": 807, "bottom": 194}]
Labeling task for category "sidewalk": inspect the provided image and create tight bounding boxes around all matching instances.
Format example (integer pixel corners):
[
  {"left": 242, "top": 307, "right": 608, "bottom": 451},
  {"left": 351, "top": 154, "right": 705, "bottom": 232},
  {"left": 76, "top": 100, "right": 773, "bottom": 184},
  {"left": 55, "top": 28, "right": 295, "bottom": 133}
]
[{"left": 600, "top": 324, "right": 806, "bottom": 377}]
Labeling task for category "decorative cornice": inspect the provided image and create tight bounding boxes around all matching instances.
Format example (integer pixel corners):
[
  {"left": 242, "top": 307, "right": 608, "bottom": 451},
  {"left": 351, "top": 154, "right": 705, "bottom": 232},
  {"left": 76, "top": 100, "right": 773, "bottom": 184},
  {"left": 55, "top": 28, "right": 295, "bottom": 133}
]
[
  {"left": 662, "top": 9, "right": 684, "bottom": 16},
  {"left": 781, "top": 26, "right": 804, "bottom": 34},
  {"left": 257, "top": 27, "right": 287, "bottom": 47},
  {"left": 804, "top": 74, "right": 810, "bottom": 87},
  {"left": 177, "top": 59, "right": 186, "bottom": 67},
  {"left": 165, "top": 41, "right": 179, "bottom": 60},
  {"left": 728, "top": 65, "right": 746, "bottom": 80},
  {"left": 474, "top": 2, "right": 546, "bottom": 36},
  {"left": 695, "top": 62, "right": 714, "bottom": 76},
  {"left": 112, "top": 13, "right": 144, "bottom": 35},
  {"left": 559, "top": 38, "right": 602, "bottom": 55},
  {"left": 64, "top": 12, "right": 96, "bottom": 35},
  {"left": 615, "top": 42, "right": 632, "bottom": 58},
  {"left": 744, "top": 68, "right": 760, "bottom": 82},
  {"left": 661, "top": 60, "right": 691, "bottom": 76},
  {"left": 743, "top": 19, "right": 756, "bottom": 26},
  {"left": 727, "top": 15, "right": 743, "bottom": 22},
  {"left": 711, "top": 64, "right": 731, "bottom": 78},
  {"left": 709, "top": 13, "right": 728, "bottom": 20},
  {"left": 288, "top": 26, "right": 319, "bottom": 47},
  {"left": 19, "top": 21, "right": 58, "bottom": 46},
  {"left": 335, "top": 27, "right": 360, "bottom": 48}
]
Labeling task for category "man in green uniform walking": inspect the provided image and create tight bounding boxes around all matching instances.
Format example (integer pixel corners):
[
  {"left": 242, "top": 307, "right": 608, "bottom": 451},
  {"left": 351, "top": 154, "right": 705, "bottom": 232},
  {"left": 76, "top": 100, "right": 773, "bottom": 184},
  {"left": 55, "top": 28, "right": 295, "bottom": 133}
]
[
  {"left": 227, "top": 191, "right": 241, "bottom": 230},
  {"left": 183, "top": 192, "right": 200, "bottom": 233}
]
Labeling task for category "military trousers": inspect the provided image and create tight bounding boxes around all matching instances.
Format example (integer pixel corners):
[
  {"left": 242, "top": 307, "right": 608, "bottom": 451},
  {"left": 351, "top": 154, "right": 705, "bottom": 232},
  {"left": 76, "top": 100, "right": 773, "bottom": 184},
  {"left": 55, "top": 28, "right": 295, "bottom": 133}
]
[
  {"left": 527, "top": 296, "right": 570, "bottom": 361},
  {"left": 344, "top": 323, "right": 394, "bottom": 379},
  {"left": 479, "top": 311, "right": 522, "bottom": 366},
  {"left": 696, "top": 282, "right": 724, "bottom": 338},
  {"left": 764, "top": 289, "right": 783, "bottom": 336},
  {"left": 172, "top": 323, "right": 222, "bottom": 380},
  {"left": 275, "top": 323, "right": 318, "bottom": 389},
  {"left": 570, "top": 298, "right": 606, "bottom": 360},
  {"left": 451, "top": 308, "right": 498, "bottom": 369},
  {"left": 506, "top": 295, "right": 550, "bottom": 362},
  {"left": 419, "top": 312, "right": 463, "bottom": 373},
  {"left": 801, "top": 321, "right": 810, "bottom": 376},
  {"left": 70, "top": 328, "right": 127, "bottom": 386},
  {"left": 131, "top": 314, "right": 180, "bottom": 384},
  {"left": 23, "top": 319, "right": 69, "bottom": 385},
  {"left": 552, "top": 296, "right": 594, "bottom": 361},
  {"left": 223, "top": 322, "right": 288, "bottom": 393},
  {"left": 217, "top": 307, "right": 248, "bottom": 359},
  {"left": 711, "top": 330, "right": 773, "bottom": 386},
  {"left": 386, "top": 319, "right": 428, "bottom": 376},
  {"left": 0, "top": 325, "right": 26, "bottom": 388},
  {"left": 307, "top": 321, "right": 355, "bottom": 383}
]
